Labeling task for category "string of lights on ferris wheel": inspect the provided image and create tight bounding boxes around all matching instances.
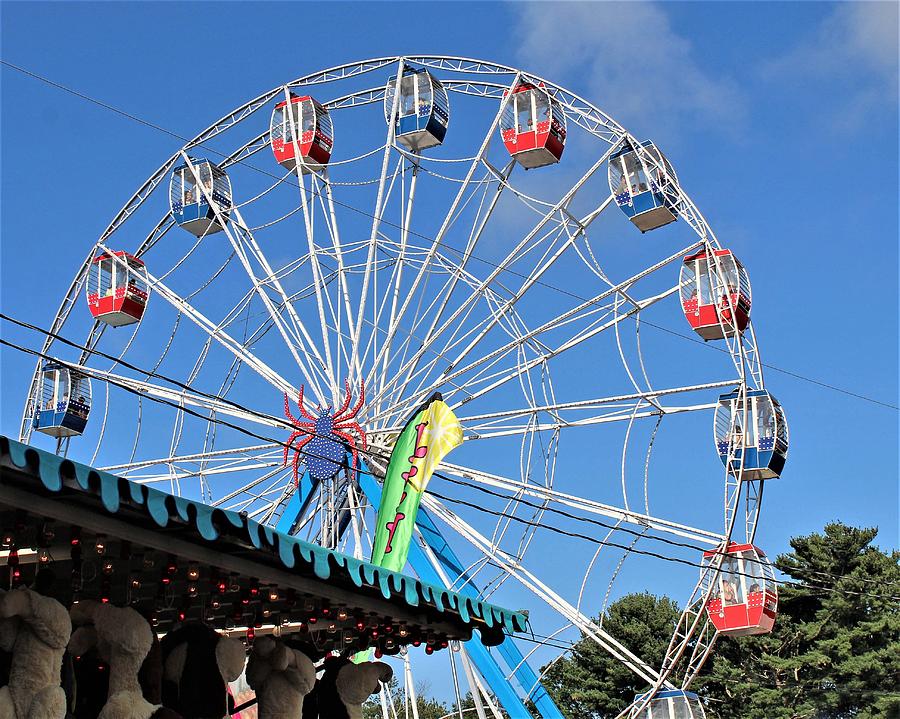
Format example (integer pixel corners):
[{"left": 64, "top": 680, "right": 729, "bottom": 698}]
[
  {"left": 1, "top": 59, "right": 894, "bottom": 412},
  {"left": 3, "top": 330, "right": 896, "bottom": 602}
]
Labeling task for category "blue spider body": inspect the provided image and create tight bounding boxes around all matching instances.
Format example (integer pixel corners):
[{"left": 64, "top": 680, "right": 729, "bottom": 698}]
[
  {"left": 306, "top": 412, "right": 346, "bottom": 481},
  {"left": 282, "top": 382, "right": 368, "bottom": 488}
]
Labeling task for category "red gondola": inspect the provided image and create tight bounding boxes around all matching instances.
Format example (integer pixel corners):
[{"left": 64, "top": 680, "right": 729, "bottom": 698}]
[
  {"left": 500, "top": 82, "right": 566, "bottom": 169},
  {"left": 702, "top": 543, "right": 777, "bottom": 636},
  {"left": 86, "top": 251, "right": 148, "bottom": 327},
  {"left": 271, "top": 94, "right": 334, "bottom": 173},
  {"left": 680, "top": 249, "right": 750, "bottom": 340}
]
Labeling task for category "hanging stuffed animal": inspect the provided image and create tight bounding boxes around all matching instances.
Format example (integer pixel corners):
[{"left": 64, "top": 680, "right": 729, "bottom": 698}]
[
  {"left": 0, "top": 591, "right": 15, "bottom": 690},
  {"left": 245, "top": 637, "right": 315, "bottom": 719},
  {"left": 0, "top": 586, "right": 71, "bottom": 719},
  {"left": 301, "top": 657, "right": 392, "bottom": 719},
  {"left": 67, "top": 601, "right": 179, "bottom": 719},
  {"left": 160, "top": 623, "right": 244, "bottom": 719}
]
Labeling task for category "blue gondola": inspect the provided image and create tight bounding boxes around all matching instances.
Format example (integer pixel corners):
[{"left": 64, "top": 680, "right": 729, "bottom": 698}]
[
  {"left": 609, "top": 140, "right": 678, "bottom": 232},
  {"left": 384, "top": 66, "right": 450, "bottom": 153},
  {"left": 714, "top": 388, "right": 789, "bottom": 480},
  {"left": 169, "top": 158, "right": 232, "bottom": 237},
  {"left": 33, "top": 363, "right": 92, "bottom": 438},
  {"left": 631, "top": 689, "right": 707, "bottom": 718}
]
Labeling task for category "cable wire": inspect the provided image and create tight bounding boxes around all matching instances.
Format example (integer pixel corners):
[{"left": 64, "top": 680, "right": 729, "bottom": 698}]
[
  {"left": 4, "top": 338, "right": 898, "bottom": 604},
  {"left": 4, "top": 312, "right": 896, "bottom": 593}
]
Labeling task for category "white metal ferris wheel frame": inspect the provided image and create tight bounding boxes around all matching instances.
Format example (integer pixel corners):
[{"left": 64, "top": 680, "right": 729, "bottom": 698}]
[{"left": 18, "top": 55, "right": 771, "bottom": 714}]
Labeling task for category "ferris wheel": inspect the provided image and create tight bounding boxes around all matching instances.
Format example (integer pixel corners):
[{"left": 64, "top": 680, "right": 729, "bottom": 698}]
[{"left": 19, "top": 57, "right": 789, "bottom": 718}]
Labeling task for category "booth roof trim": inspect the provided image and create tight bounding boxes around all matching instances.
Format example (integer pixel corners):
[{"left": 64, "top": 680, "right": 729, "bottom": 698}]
[{"left": 0, "top": 435, "right": 528, "bottom": 641}]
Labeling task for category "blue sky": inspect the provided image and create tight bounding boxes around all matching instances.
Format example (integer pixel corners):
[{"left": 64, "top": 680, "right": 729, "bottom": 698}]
[{"left": 2, "top": 0, "right": 898, "bottom": 706}]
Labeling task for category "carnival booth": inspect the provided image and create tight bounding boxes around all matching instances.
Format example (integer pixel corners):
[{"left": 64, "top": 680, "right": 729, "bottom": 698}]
[
  {"left": 500, "top": 82, "right": 566, "bottom": 169},
  {"left": 609, "top": 140, "right": 678, "bottom": 232},
  {"left": 169, "top": 158, "right": 232, "bottom": 237},
  {"left": 702, "top": 543, "right": 778, "bottom": 636},
  {"left": 32, "top": 364, "right": 91, "bottom": 438},
  {"left": 0, "top": 435, "right": 527, "bottom": 719},
  {"left": 631, "top": 689, "right": 707, "bottom": 718},
  {"left": 384, "top": 66, "right": 450, "bottom": 153},
  {"left": 714, "top": 388, "right": 789, "bottom": 480},
  {"left": 270, "top": 94, "right": 334, "bottom": 172},
  {"left": 86, "top": 251, "right": 149, "bottom": 327}
]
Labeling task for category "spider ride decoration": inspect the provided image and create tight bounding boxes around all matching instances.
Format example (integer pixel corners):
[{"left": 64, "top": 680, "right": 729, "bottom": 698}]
[{"left": 282, "top": 380, "right": 367, "bottom": 487}]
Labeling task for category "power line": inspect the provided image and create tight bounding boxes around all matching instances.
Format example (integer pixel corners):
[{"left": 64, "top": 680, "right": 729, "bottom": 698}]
[
  {"left": 1, "top": 59, "right": 895, "bottom": 412},
  {"left": 4, "top": 313, "right": 896, "bottom": 594},
  {"left": 0, "top": 59, "right": 195, "bottom": 144},
  {"left": 423, "top": 488, "right": 900, "bottom": 602},
  {"left": 5, "top": 338, "right": 899, "bottom": 605}
]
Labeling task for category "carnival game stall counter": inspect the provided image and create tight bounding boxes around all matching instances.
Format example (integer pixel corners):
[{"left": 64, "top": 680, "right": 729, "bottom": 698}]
[{"left": 0, "top": 436, "right": 528, "bottom": 719}]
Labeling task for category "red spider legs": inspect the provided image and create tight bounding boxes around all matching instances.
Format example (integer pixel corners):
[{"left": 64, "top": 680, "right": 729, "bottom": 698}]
[
  {"left": 333, "top": 381, "right": 365, "bottom": 424},
  {"left": 284, "top": 431, "right": 313, "bottom": 487},
  {"left": 283, "top": 388, "right": 316, "bottom": 425},
  {"left": 334, "top": 379, "right": 353, "bottom": 418}
]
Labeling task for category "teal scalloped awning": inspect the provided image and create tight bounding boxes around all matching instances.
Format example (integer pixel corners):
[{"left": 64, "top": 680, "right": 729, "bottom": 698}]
[{"left": 0, "top": 435, "right": 528, "bottom": 646}]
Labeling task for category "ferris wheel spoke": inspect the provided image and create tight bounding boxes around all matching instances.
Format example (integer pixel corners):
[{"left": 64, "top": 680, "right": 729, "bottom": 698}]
[
  {"left": 358, "top": 156, "right": 407, "bottom": 376},
  {"left": 364, "top": 73, "right": 522, "bottom": 409},
  {"left": 380, "top": 258, "right": 510, "bottom": 418},
  {"left": 364, "top": 238, "right": 520, "bottom": 425},
  {"left": 448, "top": 284, "right": 681, "bottom": 413},
  {"left": 127, "top": 460, "right": 284, "bottom": 485},
  {"left": 462, "top": 401, "right": 719, "bottom": 437},
  {"left": 230, "top": 210, "right": 333, "bottom": 403},
  {"left": 370, "top": 168, "right": 515, "bottom": 418},
  {"left": 434, "top": 190, "right": 618, "bottom": 395},
  {"left": 347, "top": 59, "right": 407, "bottom": 390},
  {"left": 99, "top": 443, "right": 280, "bottom": 473},
  {"left": 374, "top": 204, "right": 554, "bottom": 414},
  {"left": 457, "top": 380, "right": 737, "bottom": 428},
  {"left": 364, "top": 303, "right": 502, "bottom": 428},
  {"left": 180, "top": 152, "right": 332, "bottom": 406},
  {"left": 374, "top": 148, "right": 617, "bottom": 418},
  {"left": 282, "top": 111, "right": 342, "bottom": 403},
  {"left": 225, "top": 471, "right": 294, "bottom": 514},
  {"left": 68, "top": 363, "right": 288, "bottom": 432},
  {"left": 97, "top": 244, "right": 297, "bottom": 397},
  {"left": 421, "top": 493, "right": 666, "bottom": 687},
  {"left": 436, "top": 461, "right": 723, "bottom": 545},
  {"left": 370, "top": 161, "right": 419, "bottom": 411},
  {"left": 318, "top": 174, "right": 363, "bottom": 386},
  {"left": 434, "top": 241, "right": 703, "bottom": 403},
  {"left": 208, "top": 465, "right": 292, "bottom": 510}
]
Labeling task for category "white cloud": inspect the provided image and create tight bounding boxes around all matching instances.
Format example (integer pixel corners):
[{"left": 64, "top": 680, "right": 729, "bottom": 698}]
[
  {"left": 761, "top": 2, "right": 899, "bottom": 131},
  {"left": 512, "top": 2, "right": 747, "bottom": 141}
]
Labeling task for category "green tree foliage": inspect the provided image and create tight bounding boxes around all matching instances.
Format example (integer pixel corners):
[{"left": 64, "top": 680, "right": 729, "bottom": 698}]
[
  {"left": 452, "top": 691, "right": 511, "bottom": 718},
  {"left": 540, "top": 593, "right": 681, "bottom": 718},
  {"left": 538, "top": 523, "right": 899, "bottom": 719},
  {"left": 362, "top": 677, "right": 451, "bottom": 719},
  {"left": 696, "top": 522, "right": 900, "bottom": 719}
]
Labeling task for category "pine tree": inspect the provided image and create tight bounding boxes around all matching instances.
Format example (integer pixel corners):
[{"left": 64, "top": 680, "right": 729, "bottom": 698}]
[
  {"left": 540, "top": 593, "right": 681, "bottom": 718},
  {"left": 696, "top": 522, "right": 900, "bottom": 718},
  {"left": 539, "top": 523, "right": 899, "bottom": 718}
]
